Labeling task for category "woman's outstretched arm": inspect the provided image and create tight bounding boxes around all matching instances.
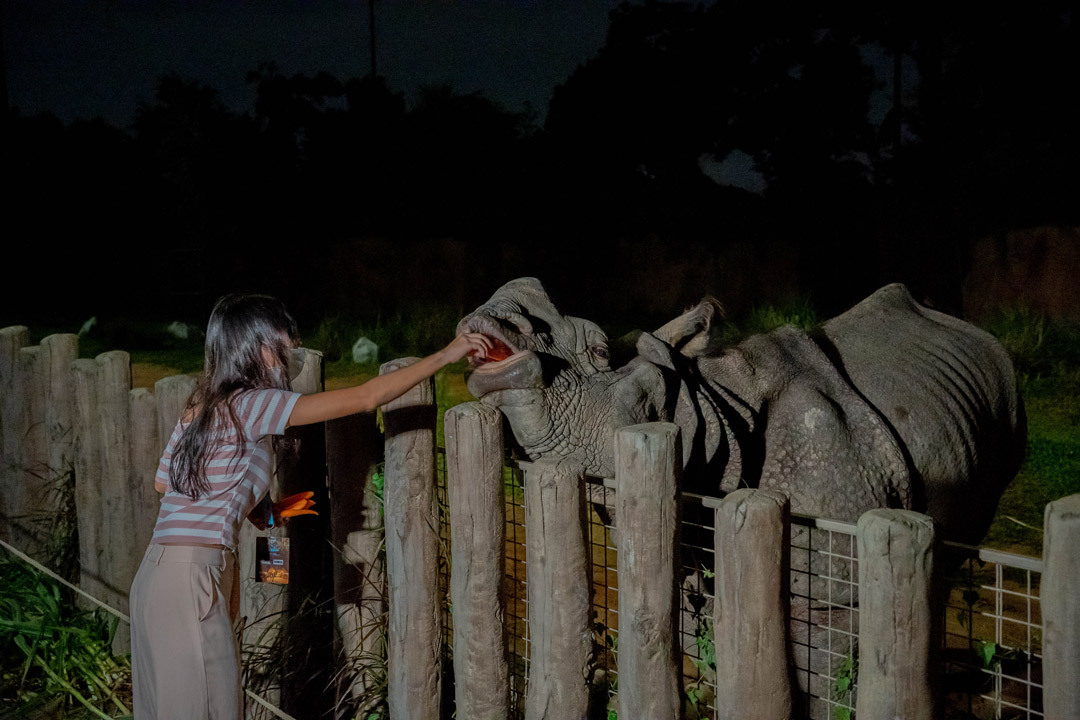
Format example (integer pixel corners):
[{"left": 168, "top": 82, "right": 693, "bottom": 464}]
[{"left": 286, "top": 332, "right": 491, "bottom": 427}]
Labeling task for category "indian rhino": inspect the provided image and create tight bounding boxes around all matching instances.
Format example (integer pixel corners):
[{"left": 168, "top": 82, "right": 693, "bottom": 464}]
[{"left": 458, "top": 277, "right": 1026, "bottom": 543}]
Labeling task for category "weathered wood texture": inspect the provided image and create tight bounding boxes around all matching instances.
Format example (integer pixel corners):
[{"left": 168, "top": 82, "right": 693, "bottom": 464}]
[
  {"left": 381, "top": 357, "right": 441, "bottom": 720},
  {"left": 153, "top": 374, "right": 197, "bottom": 457},
  {"left": 524, "top": 460, "right": 591, "bottom": 720},
  {"left": 856, "top": 509, "right": 937, "bottom": 720},
  {"left": 1043, "top": 493, "right": 1080, "bottom": 720},
  {"left": 0, "top": 326, "right": 30, "bottom": 543},
  {"left": 12, "top": 345, "right": 50, "bottom": 558},
  {"left": 128, "top": 389, "right": 159, "bottom": 556},
  {"left": 714, "top": 488, "right": 794, "bottom": 720},
  {"left": 327, "top": 410, "right": 385, "bottom": 710},
  {"left": 446, "top": 402, "right": 508, "bottom": 720},
  {"left": 614, "top": 423, "right": 682, "bottom": 720},
  {"left": 238, "top": 349, "right": 324, "bottom": 718}
]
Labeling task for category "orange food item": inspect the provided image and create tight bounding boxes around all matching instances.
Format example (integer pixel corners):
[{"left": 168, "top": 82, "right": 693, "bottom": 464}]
[
  {"left": 485, "top": 337, "right": 514, "bottom": 362},
  {"left": 280, "top": 508, "right": 318, "bottom": 518}
]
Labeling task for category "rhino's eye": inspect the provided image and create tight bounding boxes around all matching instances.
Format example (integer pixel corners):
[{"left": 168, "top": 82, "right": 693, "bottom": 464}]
[{"left": 590, "top": 345, "right": 610, "bottom": 360}]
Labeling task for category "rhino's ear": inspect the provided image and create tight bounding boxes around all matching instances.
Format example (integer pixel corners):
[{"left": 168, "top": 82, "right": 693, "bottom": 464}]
[
  {"left": 615, "top": 356, "right": 678, "bottom": 423},
  {"left": 635, "top": 331, "right": 681, "bottom": 370},
  {"left": 653, "top": 297, "right": 725, "bottom": 357}
]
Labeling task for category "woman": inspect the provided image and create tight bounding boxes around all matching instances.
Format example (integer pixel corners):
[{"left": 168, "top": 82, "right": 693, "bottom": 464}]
[{"left": 129, "top": 293, "right": 490, "bottom": 718}]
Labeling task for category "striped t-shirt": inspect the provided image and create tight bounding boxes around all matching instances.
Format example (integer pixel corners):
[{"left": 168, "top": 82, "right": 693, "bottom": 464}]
[{"left": 151, "top": 388, "right": 301, "bottom": 551}]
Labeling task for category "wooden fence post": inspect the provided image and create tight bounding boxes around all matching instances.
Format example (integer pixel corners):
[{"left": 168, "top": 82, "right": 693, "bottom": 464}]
[
  {"left": 0, "top": 326, "right": 29, "bottom": 543},
  {"left": 381, "top": 357, "right": 441, "bottom": 720},
  {"left": 713, "top": 488, "right": 793, "bottom": 720},
  {"left": 614, "top": 422, "right": 682, "bottom": 720},
  {"left": 96, "top": 351, "right": 136, "bottom": 620},
  {"left": 236, "top": 349, "right": 324, "bottom": 717},
  {"left": 14, "top": 345, "right": 49, "bottom": 558},
  {"left": 41, "top": 335, "right": 78, "bottom": 482},
  {"left": 1043, "top": 493, "right": 1080, "bottom": 720},
  {"left": 128, "top": 389, "right": 159, "bottom": 562},
  {"left": 445, "top": 402, "right": 508, "bottom": 720},
  {"left": 327, "top": 410, "right": 385, "bottom": 711},
  {"left": 524, "top": 459, "right": 591, "bottom": 720},
  {"left": 280, "top": 349, "right": 330, "bottom": 713},
  {"left": 856, "top": 509, "right": 937, "bottom": 720},
  {"left": 72, "top": 359, "right": 103, "bottom": 600},
  {"left": 153, "top": 375, "right": 197, "bottom": 458}
]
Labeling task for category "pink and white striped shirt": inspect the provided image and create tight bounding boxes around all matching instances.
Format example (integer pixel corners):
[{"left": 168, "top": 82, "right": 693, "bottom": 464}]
[{"left": 151, "top": 388, "right": 301, "bottom": 550}]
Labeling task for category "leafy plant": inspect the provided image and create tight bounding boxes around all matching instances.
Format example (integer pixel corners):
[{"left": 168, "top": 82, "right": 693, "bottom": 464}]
[
  {"left": 832, "top": 651, "right": 858, "bottom": 720},
  {"left": 0, "top": 554, "right": 131, "bottom": 718}
]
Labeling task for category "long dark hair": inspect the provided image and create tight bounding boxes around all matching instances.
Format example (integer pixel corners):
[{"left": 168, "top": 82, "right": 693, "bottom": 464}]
[{"left": 170, "top": 293, "right": 299, "bottom": 499}]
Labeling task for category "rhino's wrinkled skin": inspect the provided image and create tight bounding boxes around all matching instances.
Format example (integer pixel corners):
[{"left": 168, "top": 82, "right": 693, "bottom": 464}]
[{"left": 459, "top": 277, "right": 1026, "bottom": 544}]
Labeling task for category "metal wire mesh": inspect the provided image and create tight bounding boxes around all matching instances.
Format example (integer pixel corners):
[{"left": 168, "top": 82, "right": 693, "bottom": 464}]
[
  {"left": 787, "top": 516, "right": 860, "bottom": 720},
  {"left": 440, "top": 458, "right": 1046, "bottom": 720},
  {"left": 941, "top": 544, "right": 1044, "bottom": 719}
]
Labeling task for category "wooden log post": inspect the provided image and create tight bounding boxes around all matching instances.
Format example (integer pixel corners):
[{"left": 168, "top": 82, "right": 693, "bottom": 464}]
[
  {"left": 72, "top": 359, "right": 104, "bottom": 602},
  {"left": 524, "top": 460, "right": 591, "bottom": 720},
  {"left": 381, "top": 357, "right": 441, "bottom": 720},
  {"left": 41, "top": 335, "right": 78, "bottom": 483},
  {"left": 713, "top": 488, "right": 793, "bottom": 720},
  {"left": 153, "top": 375, "right": 197, "bottom": 458},
  {"left": 128, "top": 389, "right": 159, "bottom": 561},
  {"left": 14, "top": 345, "right": 49, "bottom": 558},
  {"left": 445, "top": 402, "right": 508, "bottom": 720},
  {"left": 856, "top": 509, "right": 937, "bottom": 720},
  {"left": 96, "top": 351, "right": 135, "bottom": 618},
  {"left": 0, "top": 326, "right": 30, "bottom": 543},
  {"left": 236, "top": 349, "right": 323, "bottom": 717},
  {"left": 280, "top": 349, "right": 330, "bottom": 713},
  {"left": 1043, "top": 493, "right": 1080, "bottom": 720},
  {"left": 327, "top": 410, "right": 385, "bottom": 710},
  {"left": 614, "top": 423, "right": 682, "bottom": 720}
]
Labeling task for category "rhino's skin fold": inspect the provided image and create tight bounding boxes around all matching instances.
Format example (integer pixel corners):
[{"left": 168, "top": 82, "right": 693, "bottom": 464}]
[{"left": 458, "top": 278, "right": 1026, "bottom": 545}]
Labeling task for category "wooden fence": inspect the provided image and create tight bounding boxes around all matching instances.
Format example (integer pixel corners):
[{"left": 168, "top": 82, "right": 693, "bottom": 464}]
[{"left": 3, "top": 331, "right": 1078, "bottom": 719}]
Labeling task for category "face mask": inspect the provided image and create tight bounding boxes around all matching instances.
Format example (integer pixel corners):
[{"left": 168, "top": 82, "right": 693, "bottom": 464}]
[{"left": 270, "top": 366, "right": 286, "bottom": 386}]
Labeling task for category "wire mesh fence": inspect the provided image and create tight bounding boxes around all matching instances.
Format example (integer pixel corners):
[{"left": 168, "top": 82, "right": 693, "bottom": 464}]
[
  {"left": 437, "top": 457, "right": 1046, "bottom": 720},
  {"left": 941, "top": 544, "right": 1044, "bottom": 719}
]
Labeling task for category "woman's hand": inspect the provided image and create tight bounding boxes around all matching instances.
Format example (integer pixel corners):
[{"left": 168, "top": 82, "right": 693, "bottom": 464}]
[{"left": 441, "top": 332, "right": 493, "bottom": 364}]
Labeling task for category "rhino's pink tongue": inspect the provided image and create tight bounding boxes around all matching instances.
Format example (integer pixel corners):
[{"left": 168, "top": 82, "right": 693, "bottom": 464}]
[{"left": 466, "top": 350, "right": 545, "bottom": 398}]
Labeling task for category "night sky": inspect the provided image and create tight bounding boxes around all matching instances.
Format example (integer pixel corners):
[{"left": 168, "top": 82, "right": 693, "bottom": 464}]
[{"left": 3, "top": 0, "right": 626, "bottom": 127}]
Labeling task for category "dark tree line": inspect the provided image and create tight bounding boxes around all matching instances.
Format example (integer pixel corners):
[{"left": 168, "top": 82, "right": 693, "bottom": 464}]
[{"left": 4, "top": 3, "right": 1077, "bottom": 326}]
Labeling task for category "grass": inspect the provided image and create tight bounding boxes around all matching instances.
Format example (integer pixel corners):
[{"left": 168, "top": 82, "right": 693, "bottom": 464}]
[
  {"left": 978, "top": 309, "right": 1080, "bottom": 554},
  {"left": 0, "top": 553, "right": 132, "bottom": 719}
]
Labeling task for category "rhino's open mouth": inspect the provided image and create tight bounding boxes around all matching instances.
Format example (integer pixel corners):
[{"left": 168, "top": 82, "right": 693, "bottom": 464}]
[{"left": 464, "top": 333, "right": 545, "bottom": 397}]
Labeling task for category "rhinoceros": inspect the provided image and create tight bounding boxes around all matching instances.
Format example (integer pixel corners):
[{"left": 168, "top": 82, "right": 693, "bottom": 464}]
[{"left": 457, "top": 277, "right": 1025, "bottom": 544}]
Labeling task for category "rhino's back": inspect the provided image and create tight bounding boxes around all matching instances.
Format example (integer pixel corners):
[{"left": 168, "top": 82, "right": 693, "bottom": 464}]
[{"left": 819, "top": 283, "right": 1025, "bottom": 543}]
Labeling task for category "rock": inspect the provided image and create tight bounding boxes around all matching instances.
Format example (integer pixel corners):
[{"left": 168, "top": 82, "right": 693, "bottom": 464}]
[
  {"left": 352, "top": 336, "right": 379, "bottom": 364},
  {"left": 166, "top": 321, "right": 200, "bottom": 341}
]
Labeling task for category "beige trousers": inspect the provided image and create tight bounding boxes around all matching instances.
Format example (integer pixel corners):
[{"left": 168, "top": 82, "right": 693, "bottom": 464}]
[{"left": 130, "top": 544, "right": 242, "bottom": 719}]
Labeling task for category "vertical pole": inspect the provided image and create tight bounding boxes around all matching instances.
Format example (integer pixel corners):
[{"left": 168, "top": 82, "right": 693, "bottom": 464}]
[
  {"left": 381, "top": 357, "right": 440, "bottom": 720},
  {"left": 445, "top": 402, "right": 508, "bottom": 720},
  {"left": 128, "top": 389, "right": 160, "bottom": 561},
  {"left": 0, "top": 326, "right": 29, "bottom": 542},
  {"left": 96, "top": 351, "right": 134, "bottom": 619},
  {"left": 327, "top": 410, "right": 385, "bottom": 710},
  {"left": 72, "top": 359, "right": 104, "bottom": 601},
  {"left": 614, "top": 422, "right": 682, "bottom": 720},
  {"left": 856, "top": 509, "right": 937, "bottom": 720},
  {"left": 15, "top": 345, "right": 49, "bottom": 559},
  {"left": 279, "top": 348, "right": 329, "bottom": 713},
  {"left": 524, "top": 460, "right": 591, "bottom": 720},
  {"left": 41, "top": 334, "right": 78, "bottom": 480},
  {"left": 713, "top": 488, "right": 793, "bottom": 719},
  {"left": 1043, "top": 493, "right": 1080, "bottom": 719},
  {"left": 153, "top": 375, "right": 197, "bottom": 458}
]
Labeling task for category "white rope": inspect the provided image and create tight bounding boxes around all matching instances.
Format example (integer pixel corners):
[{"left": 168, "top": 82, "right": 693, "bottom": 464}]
[
  {"left": 0, "top": 537, "right": 129, "bottom": 622},
  {"left": 1, "top": 537, "right": 297, "bottom": 720}
]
